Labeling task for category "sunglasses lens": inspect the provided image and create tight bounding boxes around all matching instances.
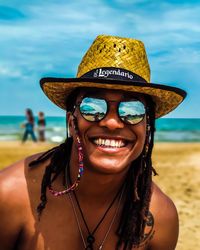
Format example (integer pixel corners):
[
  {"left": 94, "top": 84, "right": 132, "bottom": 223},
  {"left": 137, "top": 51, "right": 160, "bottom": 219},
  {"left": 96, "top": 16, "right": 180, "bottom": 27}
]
[
  {"left": 79, "top": 97, "right": 107, "bottom": 122},
  {"left": 119, "top": 100, "right": 145, "bottom": 125}
]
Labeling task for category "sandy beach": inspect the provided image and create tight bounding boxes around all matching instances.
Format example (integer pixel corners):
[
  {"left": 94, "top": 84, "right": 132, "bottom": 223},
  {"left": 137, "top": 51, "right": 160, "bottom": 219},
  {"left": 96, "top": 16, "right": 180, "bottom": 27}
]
[{"left": 0, "top": 141, "right": 199, "bottom": 250}]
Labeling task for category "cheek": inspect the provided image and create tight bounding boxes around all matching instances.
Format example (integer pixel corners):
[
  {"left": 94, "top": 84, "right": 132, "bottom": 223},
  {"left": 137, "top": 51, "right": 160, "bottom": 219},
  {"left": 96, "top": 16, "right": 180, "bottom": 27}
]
[
  {"left": 131, "top": 122, "right": 147, "bottom": 158},
  {"left": 137, "top": 118, "right": 147, "bottom": 141},
  {"left": 137, "top": 125, "right": 147, "bottom": 145},
  {"left": 69, "top": 112, "right": 90, "bottom": 140},
  {"left": 76, "top": 116, "right": 90, "bottom": 136}
]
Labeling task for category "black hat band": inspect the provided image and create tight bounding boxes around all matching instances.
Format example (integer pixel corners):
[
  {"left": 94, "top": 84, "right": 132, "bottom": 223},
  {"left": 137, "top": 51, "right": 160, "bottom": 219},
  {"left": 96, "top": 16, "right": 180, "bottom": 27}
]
[{"left": 80, "top": 67, "right": 147, "bottom": 83}]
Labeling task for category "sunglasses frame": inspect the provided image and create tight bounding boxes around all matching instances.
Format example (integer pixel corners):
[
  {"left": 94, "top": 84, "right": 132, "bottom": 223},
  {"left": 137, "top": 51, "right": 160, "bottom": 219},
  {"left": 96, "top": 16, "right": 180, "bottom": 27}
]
[{"left": 74, "top": 96, "right": 147, "bottom": 125}]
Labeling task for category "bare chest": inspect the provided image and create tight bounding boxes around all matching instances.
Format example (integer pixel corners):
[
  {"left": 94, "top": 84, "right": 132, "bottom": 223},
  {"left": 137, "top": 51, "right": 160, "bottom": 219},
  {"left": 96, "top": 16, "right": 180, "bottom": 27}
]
[
  {"left": 18, "top": 196, "right": 121, "bottom": 250},
  {"left": 19, "top": 207, "right": 149, "bottom": 250},
  {"left": 18, "top": 189, "right": 152, "bottom": 250}
]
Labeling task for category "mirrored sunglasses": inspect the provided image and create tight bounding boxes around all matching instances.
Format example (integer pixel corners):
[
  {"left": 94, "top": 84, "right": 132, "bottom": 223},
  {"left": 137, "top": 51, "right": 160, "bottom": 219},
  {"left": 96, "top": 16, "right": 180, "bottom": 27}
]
[{"left": 76, "top": 97, "right": 146, "bottom": 125}]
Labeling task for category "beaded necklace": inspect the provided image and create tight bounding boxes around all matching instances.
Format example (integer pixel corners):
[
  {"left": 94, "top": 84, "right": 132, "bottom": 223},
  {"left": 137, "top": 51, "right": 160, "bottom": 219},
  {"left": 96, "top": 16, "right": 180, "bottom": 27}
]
[{"left": 48, "top": 117, "right": 84, "bottom": 196}]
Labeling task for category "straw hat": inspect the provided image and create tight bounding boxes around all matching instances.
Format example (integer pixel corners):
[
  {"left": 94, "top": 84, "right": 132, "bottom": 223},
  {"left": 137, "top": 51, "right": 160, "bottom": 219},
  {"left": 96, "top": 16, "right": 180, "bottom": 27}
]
[{"left": 40, "top": 35, "right": 186, "bottom": 118}]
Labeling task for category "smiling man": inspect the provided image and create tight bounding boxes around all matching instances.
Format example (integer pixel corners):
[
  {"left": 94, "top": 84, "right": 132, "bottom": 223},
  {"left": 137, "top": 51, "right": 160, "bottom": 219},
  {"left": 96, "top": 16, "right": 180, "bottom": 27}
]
[{"left": 0, "top": 35, "right": 186, "bottom": 250}]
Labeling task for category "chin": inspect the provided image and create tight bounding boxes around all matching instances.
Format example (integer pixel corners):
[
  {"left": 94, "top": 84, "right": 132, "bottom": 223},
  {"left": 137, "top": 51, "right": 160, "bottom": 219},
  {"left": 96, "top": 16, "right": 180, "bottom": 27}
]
[{"left": 84, "top": 156, "right": 131, "bottom": 175}]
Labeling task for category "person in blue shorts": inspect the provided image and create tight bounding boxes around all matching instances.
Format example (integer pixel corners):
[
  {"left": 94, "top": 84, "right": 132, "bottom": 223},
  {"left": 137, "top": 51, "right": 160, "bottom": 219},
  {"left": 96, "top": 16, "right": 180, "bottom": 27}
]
[{"left": 22, "top": 108, "right": 37, "bottom": 142}]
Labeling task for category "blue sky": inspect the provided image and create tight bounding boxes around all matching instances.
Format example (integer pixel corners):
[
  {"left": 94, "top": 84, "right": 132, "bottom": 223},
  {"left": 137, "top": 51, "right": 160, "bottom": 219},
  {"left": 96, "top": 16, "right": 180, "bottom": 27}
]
[{"left": 0, "top": 0, "right": 200, "bottom": 118}]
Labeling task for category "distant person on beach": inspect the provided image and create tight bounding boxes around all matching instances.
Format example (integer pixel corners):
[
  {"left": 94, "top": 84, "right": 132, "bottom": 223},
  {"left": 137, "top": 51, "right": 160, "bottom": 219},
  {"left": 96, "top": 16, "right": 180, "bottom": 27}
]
[
  {"left": 21, "top": 108, "right": 37, "bottom": 143},
  {"left": 0, "top": 35, "right": 186, "bottom": 249},
  {"left": 37, "top": 111, "right": 46, "bottom": 142}
]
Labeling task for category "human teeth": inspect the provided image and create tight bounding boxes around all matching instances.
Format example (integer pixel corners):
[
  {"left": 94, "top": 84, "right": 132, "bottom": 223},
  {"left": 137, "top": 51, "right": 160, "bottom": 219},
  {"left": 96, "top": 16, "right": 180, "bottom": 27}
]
[
  {"left": 93, "top": 138, "right": 125, "bottom": 147},
  {"left": 105, "top": 139, "right": 109, "bottom": 146}
]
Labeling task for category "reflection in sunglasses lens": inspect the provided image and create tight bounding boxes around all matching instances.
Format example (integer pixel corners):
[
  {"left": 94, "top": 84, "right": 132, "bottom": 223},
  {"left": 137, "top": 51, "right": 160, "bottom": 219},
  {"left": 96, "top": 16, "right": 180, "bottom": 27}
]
[
  {"left": 119, "top": 101, "right": 145, "bottom": 124},
  {"left": 80, "top": 97, "right": 107, "bottom": 122}
]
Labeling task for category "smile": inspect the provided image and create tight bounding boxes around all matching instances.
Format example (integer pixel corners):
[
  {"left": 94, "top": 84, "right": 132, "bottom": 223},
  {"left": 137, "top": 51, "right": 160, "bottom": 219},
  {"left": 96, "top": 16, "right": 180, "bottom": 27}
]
[{"left": 93, "top": 138, "right": 126, "bottom": 148}]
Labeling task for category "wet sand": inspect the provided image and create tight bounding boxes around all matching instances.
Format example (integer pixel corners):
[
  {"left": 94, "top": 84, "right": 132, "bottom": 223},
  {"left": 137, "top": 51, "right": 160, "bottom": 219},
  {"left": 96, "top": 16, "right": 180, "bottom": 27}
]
[{"left": 0, "top": 141, "right": 199, "bottom": 250}]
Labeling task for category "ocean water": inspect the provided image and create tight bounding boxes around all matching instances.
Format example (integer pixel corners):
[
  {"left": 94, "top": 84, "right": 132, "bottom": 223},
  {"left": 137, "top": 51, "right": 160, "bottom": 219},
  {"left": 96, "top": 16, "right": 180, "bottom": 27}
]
[
  {"left": 0, "top": 116, "right": 66, "bottom": 143},
  {"left": 0, "top": 116, "right": 200, "bottom": 142}
]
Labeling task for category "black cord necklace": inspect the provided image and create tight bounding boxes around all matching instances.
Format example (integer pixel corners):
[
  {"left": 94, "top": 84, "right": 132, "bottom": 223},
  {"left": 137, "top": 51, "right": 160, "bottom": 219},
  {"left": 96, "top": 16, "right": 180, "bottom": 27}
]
[
  {"left": 65, "top": 159, "right": 124, "bottom": 249},
  {"left": 73, "top": 187, "right": 122, "bottom": 249}
]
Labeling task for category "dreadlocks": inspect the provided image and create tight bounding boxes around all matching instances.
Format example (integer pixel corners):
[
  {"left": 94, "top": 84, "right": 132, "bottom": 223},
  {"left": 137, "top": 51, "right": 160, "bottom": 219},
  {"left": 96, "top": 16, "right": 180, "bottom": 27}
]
[
  {"left": 29, "top": 90, "right": 157, "bottom": 249},
  {"left": 116, "top": 96, "right": 157, "bottom": 250}
]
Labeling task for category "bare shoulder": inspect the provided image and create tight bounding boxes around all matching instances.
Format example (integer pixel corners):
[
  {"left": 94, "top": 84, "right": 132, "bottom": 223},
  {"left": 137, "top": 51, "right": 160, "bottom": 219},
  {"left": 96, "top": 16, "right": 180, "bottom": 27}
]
[
  {"left": 0, "top": 153, "right": 43, "bottom": 196},
  {"left": 0, "top": 153, "right": 45, "bottom": 249},
  {"left": 150, "top": 182, "right": 178, "bottom": 223},
  {"left": 148, "top": 182, "right": 179, "bottom": 250},
  {"left": 0, "top": 157, "right": 28, "bottom": 207},
  {"left": 0, "top": 152, "right": 46, "bottom": 210}
]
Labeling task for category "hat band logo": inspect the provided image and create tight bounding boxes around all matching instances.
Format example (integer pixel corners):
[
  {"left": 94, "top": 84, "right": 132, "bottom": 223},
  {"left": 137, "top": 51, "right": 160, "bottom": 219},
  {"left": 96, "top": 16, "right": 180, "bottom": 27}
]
[
  {"left": 94, "top": 68, "right": 133, "bottom": 80},
  {"left": 81, "top": 67, "right": 147, "bottom": 82}
]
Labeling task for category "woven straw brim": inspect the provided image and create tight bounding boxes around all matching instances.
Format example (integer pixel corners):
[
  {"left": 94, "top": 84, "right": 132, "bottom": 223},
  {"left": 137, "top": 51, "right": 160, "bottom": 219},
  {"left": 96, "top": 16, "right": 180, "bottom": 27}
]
[{"left": 40, "top": 78, "right": 186, "bottom": 118}]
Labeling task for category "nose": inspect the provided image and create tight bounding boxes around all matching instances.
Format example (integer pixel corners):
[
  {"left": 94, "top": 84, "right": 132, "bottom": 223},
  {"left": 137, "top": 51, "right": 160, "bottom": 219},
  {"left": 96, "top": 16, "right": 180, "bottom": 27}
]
[{"left": 98, "top": 105, "right": 124, "bottom": 130}]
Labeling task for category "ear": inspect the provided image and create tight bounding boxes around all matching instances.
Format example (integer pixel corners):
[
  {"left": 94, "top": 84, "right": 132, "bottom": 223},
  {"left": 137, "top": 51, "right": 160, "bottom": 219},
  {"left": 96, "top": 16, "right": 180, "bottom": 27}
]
[{"left": 67, "top": 112, "right": 74, "bottom": 137}]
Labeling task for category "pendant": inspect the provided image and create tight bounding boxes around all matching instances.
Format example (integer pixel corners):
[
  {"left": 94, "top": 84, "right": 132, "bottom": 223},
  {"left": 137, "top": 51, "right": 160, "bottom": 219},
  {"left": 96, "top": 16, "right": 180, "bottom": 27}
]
[{"left": 86, "top": 235, "right": 95, "bottom": 249}]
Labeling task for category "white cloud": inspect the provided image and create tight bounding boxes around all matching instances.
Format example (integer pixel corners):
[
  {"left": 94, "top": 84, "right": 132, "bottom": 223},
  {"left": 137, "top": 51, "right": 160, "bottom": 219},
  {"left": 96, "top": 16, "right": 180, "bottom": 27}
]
[{"left": 0, "top": 64, "right": 22, "bottom": 78}]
